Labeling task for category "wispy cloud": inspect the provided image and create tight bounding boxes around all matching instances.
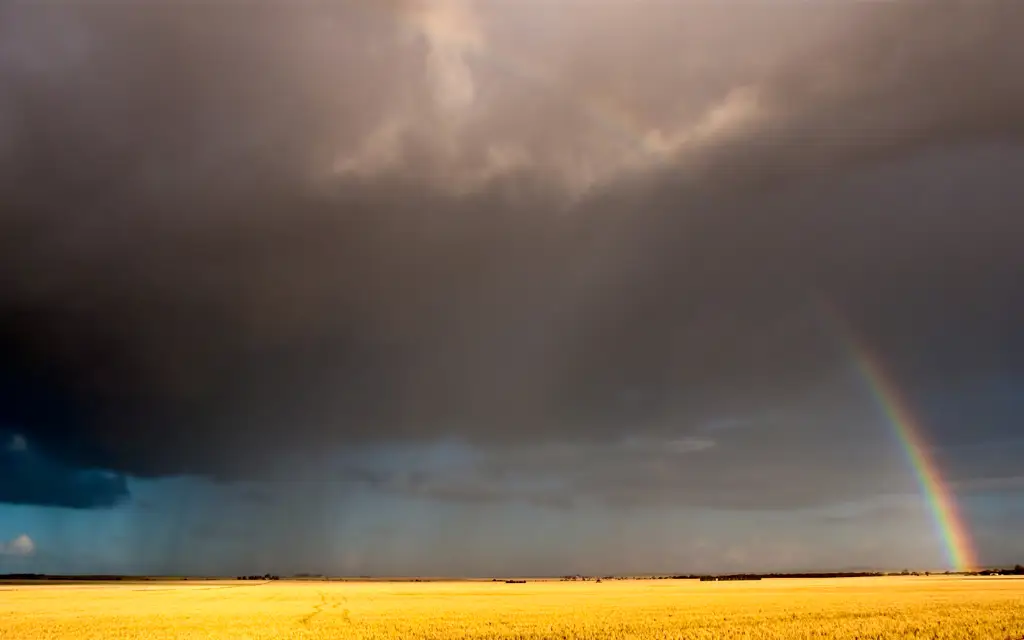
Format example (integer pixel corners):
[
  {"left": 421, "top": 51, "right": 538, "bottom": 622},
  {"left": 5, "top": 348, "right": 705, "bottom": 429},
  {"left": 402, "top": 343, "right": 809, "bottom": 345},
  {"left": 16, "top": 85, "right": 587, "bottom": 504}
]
[
  {"left": 0, "top": 534, "right": 35, "bottom": 557},
  {"left": 6, "top": 433, "right": 27, "bottom": 452}
]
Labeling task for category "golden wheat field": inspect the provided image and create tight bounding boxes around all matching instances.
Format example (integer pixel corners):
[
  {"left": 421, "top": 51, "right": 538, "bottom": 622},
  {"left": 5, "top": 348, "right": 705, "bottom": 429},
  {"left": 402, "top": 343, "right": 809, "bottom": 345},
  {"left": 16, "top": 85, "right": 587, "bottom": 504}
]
[{"left": 2, "top": 576, "right": 1023, "bottom": 639}]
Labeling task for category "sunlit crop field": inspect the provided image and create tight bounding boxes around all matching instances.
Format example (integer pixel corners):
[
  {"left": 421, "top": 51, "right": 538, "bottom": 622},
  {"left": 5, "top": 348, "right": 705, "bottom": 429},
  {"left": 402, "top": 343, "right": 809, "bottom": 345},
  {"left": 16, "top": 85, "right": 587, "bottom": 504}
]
[{"left": 2, "top": 576, "right": 1024, "bottom": 639}]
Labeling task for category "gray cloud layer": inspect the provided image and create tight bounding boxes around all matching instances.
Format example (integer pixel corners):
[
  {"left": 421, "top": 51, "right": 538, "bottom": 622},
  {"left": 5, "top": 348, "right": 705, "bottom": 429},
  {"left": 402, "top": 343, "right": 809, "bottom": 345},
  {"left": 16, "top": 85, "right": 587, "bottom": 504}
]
[{"left": 0, "top": 1, "right": 1022, "bottom": 500}]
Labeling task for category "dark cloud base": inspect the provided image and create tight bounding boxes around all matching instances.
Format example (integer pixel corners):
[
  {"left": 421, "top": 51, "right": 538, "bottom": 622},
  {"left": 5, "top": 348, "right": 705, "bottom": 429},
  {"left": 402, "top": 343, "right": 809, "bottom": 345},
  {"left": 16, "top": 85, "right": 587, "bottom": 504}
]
[{"left": 0, "top": 430, "right": 129, "bottom": 509}]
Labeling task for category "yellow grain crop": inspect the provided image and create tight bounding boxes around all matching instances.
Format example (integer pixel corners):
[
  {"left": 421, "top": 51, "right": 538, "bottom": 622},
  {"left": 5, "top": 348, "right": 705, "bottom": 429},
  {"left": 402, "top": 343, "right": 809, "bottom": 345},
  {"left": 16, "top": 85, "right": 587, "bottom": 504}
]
[{"left": 2, "top": 576, "right": 1023, "bottom": 639}]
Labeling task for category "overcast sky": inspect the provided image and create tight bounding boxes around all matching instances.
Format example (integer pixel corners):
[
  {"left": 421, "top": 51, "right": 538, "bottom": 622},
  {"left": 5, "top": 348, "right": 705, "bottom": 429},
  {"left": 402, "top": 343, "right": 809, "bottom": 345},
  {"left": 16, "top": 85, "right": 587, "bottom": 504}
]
[{"left": 1, "top": 1, "right": 1022, "bottom": 576}]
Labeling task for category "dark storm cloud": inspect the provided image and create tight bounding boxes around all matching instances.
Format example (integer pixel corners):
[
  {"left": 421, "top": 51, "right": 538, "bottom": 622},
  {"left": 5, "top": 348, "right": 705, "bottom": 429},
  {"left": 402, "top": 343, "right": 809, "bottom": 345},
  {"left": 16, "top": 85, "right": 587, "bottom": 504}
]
[
  {"left": 0, "top": 0, "right": 1022, "bottom": 499},
  {"left": 0, "top": 430, "right": 129, "bottom": 508}
]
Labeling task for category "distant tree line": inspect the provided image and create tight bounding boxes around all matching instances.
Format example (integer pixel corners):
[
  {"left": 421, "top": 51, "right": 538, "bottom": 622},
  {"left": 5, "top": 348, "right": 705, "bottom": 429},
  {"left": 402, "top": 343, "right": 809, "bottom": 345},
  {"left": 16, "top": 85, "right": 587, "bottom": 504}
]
[
  {"left": 974, "top": 565, "right": 1024, "bottom": 576},
  {"left": 556, "top": 568, "right": 1024, "bottom": 581},
  {"left": 6, "top": 565, "right": 1024, "bottom": 583}
]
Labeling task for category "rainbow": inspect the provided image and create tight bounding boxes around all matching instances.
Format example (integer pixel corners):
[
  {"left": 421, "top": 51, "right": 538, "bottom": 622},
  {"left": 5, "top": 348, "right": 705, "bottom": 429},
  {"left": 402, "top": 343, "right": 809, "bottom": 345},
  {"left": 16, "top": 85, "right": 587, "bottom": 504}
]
[{"left": 829, "top": 316, "right": 977, "bottom": 573}]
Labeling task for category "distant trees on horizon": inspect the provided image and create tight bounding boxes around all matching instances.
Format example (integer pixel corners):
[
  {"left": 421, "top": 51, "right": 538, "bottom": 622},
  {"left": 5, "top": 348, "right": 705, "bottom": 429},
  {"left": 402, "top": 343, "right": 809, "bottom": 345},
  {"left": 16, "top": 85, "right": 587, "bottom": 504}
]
[{"left": 975, "top": 565, "right": 1024, "bottom": 576}]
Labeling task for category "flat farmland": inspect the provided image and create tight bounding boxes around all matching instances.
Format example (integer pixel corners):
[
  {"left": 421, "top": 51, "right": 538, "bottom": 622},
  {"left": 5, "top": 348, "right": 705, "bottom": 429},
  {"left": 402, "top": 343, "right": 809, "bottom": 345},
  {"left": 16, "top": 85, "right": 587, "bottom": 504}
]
[{"left": 2, "top": 576, "right": 1023, "bottom": 639}]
